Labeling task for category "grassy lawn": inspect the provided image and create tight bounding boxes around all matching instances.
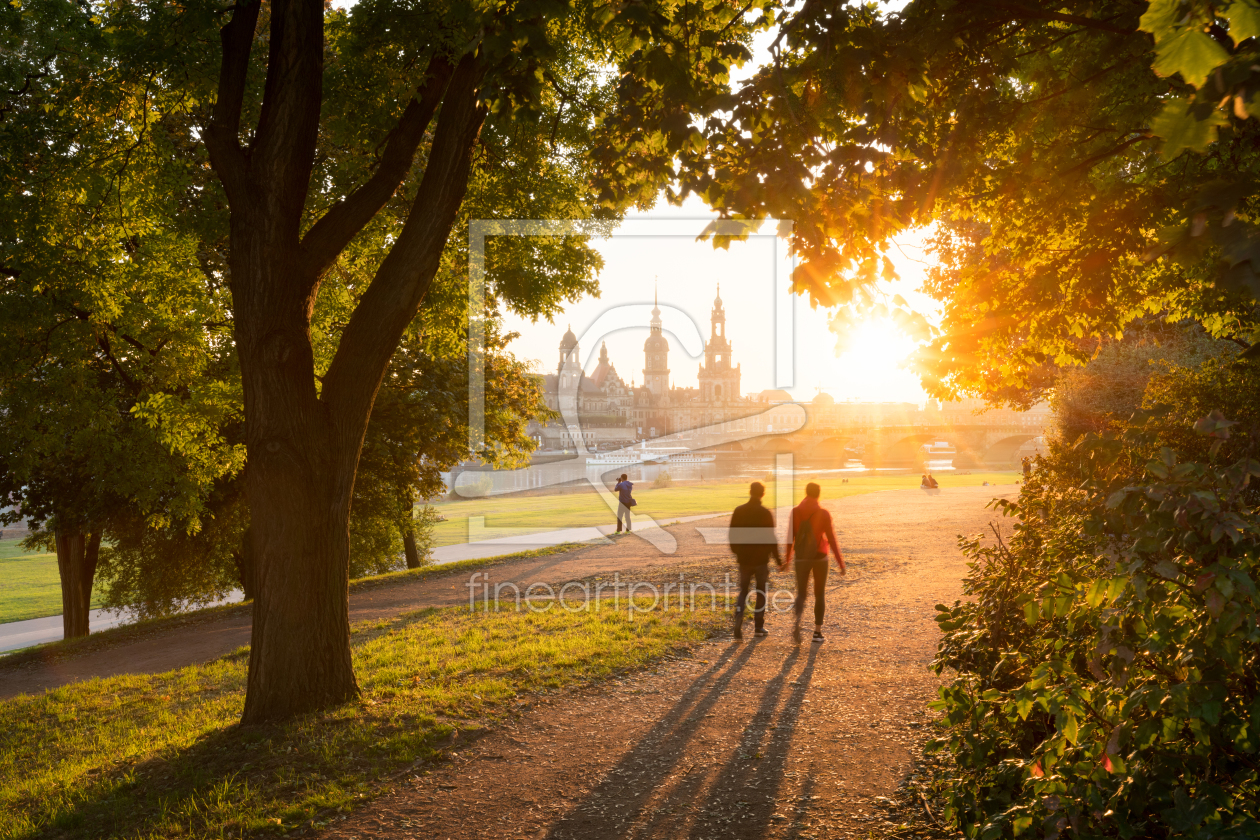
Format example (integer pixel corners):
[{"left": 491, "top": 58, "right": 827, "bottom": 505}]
[
  {"left": 0, "top": 539, "right": 104, "bottom": 625},
  {"left": 0, "top": 600, "right": 724, "bottom": 839},
  {"left": 431, "top": 470, "right": 1020, "bottom": 545}
]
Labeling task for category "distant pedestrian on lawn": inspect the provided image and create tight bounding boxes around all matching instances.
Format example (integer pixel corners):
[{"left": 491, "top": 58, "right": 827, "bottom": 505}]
[
  {"left": 728, "top": 481, "right": 780, "bottom": 640},
  {"left": 614, "top": 473, "right": 635, "bottom": 533},
  {"left": 782, "top": 482, "right": 845, "bottom": 644}
]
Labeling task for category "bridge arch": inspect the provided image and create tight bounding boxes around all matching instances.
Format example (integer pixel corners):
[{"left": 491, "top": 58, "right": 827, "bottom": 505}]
[
  {"left": 982, "top": 434, "right": 1039, "bottom": 465},
  {"left": 875, "top": 433, "right": 960, "bottom": 465},
  {"left": 805, "top": 435, "right": 852, "bottom": 459},
  {"left": 745, "top": 435, "right": 804, "bottom": 454}
]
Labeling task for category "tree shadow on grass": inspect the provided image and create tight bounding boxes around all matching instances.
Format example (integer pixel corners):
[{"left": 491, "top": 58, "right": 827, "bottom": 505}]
[
  {"left": 544, "top": 642, "right": 820, "bottom": 840},
  {"left": 11, "top": 610, "right": 465, "bottom": 840}
]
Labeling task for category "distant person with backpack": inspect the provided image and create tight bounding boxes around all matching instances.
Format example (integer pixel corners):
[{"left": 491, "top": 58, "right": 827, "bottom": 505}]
[
  {"left": 614, "top": 474, "right": 636, "bottom": 533},
  {"left": 728, "top": 481, "right": 781, "bottom": 639},
  {"left": 782, "top": 482, "right": 846, "bottom": 644}
]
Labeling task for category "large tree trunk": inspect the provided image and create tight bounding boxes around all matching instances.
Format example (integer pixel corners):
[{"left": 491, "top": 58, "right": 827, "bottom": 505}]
[
  {"left": 403, "top": 528, "right": 421, "bottom": 569},
  {"left": 55, "top": 529, "right": 101, "bottom": 639},
  {"left": 205, "top": 0, "right": 485, "bottom": 723},
  {"left": 233, "top": 224, "right": 360, "bottom": 723}
]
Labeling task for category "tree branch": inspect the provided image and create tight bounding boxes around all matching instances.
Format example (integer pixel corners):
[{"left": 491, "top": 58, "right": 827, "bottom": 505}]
[
  {"left": 321, "top": 53, "right": 488, "bottom": 451},
  {"left": 250, "top": 0, "right": 326, "bottom": 234},
  {"left": 203, "top": 0, "right": 262, "bottom": 202},
  {"left": 991, "top": 3, "right": 1134, "bottom": 36},
  {"left": 298, "top": 55, "right": 455, "bottom": 281},
  {"left": 1059, "top": 132, "right": 1152, "bottom": 177}
]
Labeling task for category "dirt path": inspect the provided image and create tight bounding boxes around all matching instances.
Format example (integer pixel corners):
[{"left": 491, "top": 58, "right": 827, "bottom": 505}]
[{"left": 314, "top": 485, "right": 1008, "bottom": 840}]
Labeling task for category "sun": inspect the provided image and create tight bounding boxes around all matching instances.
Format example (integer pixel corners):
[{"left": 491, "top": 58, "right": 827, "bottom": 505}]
[{"left": 803, "top": 318, "right": 926, "bottom": 404}]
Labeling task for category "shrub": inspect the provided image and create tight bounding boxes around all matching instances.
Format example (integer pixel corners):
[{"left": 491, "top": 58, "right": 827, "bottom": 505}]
[
  {"left": 929, "top": 389, "right": 1260, "bottom": 837},
  {"left": 653, "top": 471, "right": 673, "bottom": 489}
]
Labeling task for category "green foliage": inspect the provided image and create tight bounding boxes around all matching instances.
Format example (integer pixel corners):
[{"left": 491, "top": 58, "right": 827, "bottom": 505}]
[
  {"left": 1140, "top": 0, "right": 1260, "bottom": 156},
  {"left": 94, "top": 489, "right": 248, "bottom": 620},
  {"left": 659, "top": 0, "right": 1260, "bottom": 406},
  {"left": 928, "top": 363, "right": 1260, "bottom": 838},
  {"left": 1051, "top": 323, "right": 1233, "bottom": 440},
  {"left": 652, "top": 470, "right": 674, "bottom": 489}
]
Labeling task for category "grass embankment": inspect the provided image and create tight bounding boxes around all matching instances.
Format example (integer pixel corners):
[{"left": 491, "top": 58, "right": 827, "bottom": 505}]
[
  {"left": 0, "top": 539, "right": 102, "bottom": 625},
  {"left": 432, "top": 470, "right": 1019, "bottom": 545},
  {"left": 1, "top": 601, "right": 722, "bottom": 839},
  {"left": 0, "top": 545, "right": 583, "bottom": 669}
]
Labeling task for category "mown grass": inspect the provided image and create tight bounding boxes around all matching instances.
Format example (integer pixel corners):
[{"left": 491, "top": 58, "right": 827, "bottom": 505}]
[
  {"left": 0, "top": 539, "right": 104, "bottom": 625},
  {"left": 0, "top": 600, "right": 724, "bottom": 839},
  {"left": 432, "top": 470, "right": 1019, "bottom": 544}
]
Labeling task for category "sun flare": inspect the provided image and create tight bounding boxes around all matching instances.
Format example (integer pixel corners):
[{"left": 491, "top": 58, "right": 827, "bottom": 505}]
[{"left": 801, "top": 318, "right": 925, "bottom": 404}]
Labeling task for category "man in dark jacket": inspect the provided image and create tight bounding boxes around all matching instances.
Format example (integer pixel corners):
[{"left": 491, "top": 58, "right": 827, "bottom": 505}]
[{"left": 728, "top": 481, "right": 780, "bottom": 639}]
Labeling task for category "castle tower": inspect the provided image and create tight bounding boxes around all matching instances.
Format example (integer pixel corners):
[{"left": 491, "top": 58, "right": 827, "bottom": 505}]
[
  {"left": 643, "top": 286, "right": 670, "bottom": 396},
  {"left": 697, "top": 284, "right": 740, "bottom": 403}
]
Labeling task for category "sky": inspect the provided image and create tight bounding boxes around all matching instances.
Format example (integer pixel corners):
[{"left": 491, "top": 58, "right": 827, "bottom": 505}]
[{"left": 498, "top": 200, "right": 940, "bottom": 404}]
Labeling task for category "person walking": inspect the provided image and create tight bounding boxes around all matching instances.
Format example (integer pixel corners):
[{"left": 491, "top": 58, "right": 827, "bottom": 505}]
[
  {"left": 613, "top": 473, "right": 635, "bottom": 533},
  {"left": 728, "top": 481, "right": 780, "bottom": 639},
  {"left": 781, "top": 482, "right": 845, "bottom": 644}
]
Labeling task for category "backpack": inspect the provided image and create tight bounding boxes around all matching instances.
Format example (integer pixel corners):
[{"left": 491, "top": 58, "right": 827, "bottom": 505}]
[{"left": 794, "top": 510, "right": 822, "bottom": 561}]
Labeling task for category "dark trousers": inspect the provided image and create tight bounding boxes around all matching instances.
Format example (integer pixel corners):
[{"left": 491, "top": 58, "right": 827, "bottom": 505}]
[
  {"left": 734, "top": 562, "right": 769, "bottom": 631},
  {"left": 794, "top": 557, "right": 829, "bottom": 625}
]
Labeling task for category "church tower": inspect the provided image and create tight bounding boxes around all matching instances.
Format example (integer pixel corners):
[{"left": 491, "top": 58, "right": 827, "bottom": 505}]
[
  {"left": 643, "top": 287, "right": 670, "bottom": 396},
  {"left": 697, "top": 285, "right": 740, "bottom": 403}
]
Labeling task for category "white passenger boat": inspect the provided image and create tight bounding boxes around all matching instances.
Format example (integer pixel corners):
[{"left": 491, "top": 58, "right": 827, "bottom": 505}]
[{"left": 585, "top": 441, "right": 716, "bottom": 467}]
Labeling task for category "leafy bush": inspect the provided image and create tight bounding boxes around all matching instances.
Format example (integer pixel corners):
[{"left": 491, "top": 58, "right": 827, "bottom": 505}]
[
  {"left": 929, "top": 366, "right": 1260, "bottom": 838},
  {"left": 653, "top": 471, "right": 673, "bottom": 489}
]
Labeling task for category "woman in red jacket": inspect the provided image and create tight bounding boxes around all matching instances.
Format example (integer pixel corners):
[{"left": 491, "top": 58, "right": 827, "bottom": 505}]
[{"left": 781, "top": 482, "right": 846, "bottom": 644}]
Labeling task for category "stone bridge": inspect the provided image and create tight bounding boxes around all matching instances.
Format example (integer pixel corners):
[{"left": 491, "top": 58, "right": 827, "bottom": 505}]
[{"left": 739, "top": 424, "right": 1044, "bottom": 466}]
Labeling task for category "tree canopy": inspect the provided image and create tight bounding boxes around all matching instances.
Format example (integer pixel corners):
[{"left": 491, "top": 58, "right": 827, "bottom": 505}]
[
  {"left": 657, "top": 0, "right": 1260, "bottom": 405},
  {"left": 2, "top": 0, "right": 771, "bottom": 717}
]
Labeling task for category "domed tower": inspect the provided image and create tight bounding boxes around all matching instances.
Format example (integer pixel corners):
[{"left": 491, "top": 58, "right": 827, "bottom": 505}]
[
  {"left": 698, "top": 284, "right": 740, "bottom": 403},
  {"left": 558, "top": 325, "right": 579, "bottom": 377},
  {"left": 643, "top": 287, "right": 670, "bottom": 396},
  {"left": 557, "top": 325, "right": 581, "bottom": 416}
]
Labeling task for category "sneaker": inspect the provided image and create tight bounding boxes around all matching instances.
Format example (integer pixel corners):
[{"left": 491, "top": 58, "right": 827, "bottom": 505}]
[
  {"left": 812, "top": 630, "right": 825, "bottom": 644},
  {"left": 754, "top": 628, "right": 769, "bottom": 637}
]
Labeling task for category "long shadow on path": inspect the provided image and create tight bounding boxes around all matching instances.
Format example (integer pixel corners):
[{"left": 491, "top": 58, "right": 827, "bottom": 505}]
[
  {"left": 685, "top": 644, "right": 819, "bottom": 839},
  {"left": 544, "top": 640, "right": 759, "bottom": 839},
  {"left": 545, "top": 642, "right": 819, "bottom": 840}
]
